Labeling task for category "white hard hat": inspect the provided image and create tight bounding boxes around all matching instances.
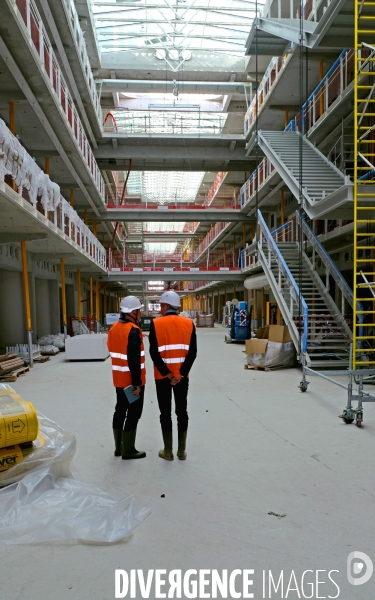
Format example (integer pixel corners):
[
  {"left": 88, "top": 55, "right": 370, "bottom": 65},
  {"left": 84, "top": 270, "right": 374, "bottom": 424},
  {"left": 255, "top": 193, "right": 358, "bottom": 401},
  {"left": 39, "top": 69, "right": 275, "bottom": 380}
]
[
  {"left": 120, "top": 295, "right": 144, "bottom": 313},
  {"left": 160, "top": 290, "right": 181, "bottom": 308}
]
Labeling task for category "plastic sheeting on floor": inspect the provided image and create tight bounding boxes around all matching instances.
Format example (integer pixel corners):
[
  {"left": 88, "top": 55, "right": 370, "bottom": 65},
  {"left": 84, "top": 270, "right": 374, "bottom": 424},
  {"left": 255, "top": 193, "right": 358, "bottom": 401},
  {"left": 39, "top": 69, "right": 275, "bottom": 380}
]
[
  {"left": 0, "top": 466, "right": 151, "bottom": 544},
  {"left": 0, "top": 395, "right": 150, "bottom": 544}
]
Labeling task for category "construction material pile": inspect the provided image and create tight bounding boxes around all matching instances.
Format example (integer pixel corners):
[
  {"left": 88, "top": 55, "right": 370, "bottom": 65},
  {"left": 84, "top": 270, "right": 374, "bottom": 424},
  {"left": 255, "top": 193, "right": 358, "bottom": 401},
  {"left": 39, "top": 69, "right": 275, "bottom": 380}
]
[
  {"left": 0, "top": 385, "right": 76, "bottom": 487},
  {"left": 40, "top": 345, "right": 60, "bottom": 356},
  {"left": 196, "top": 313, "right": 215, "bottom": 327},
  {"left": 245, "top": 325, "right": 296, "bottom": 370},
  {"left": 0, "top": 354, "right": 26, "bottom": 382},
  {"left": 0, "top": 386, "right": 39, "bottom": 473},
  {"left": 37, "top": 333, "right": 66, "bottom": 350}
]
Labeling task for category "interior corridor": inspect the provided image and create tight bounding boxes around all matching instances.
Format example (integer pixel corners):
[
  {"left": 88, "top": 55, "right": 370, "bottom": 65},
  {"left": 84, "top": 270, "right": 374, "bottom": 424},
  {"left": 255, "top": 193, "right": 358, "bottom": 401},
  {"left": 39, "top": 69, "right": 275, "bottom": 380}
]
[{"left": 0, "top": 327, "right": 374, "bottom": 599}]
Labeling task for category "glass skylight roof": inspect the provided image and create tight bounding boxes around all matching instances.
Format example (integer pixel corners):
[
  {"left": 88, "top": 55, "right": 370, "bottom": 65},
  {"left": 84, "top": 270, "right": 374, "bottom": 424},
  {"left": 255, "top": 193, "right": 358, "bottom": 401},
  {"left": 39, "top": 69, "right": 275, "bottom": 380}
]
[
  {"left": 91, "top": 1, "right": 266, "bottom": 65},
  {"left": 127, "top": 171, "right": 204, "bottom": 204},
  {"left": 107, "top": 110, "right": 228, "bottom": 136}
]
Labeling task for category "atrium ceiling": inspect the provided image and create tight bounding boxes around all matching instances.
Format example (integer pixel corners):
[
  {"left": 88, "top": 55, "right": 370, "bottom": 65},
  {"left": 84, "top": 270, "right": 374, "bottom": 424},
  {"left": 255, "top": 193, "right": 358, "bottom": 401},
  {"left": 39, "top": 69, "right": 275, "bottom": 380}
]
[{"left": 89, "top": 1, "right": 263, "bottom": 260}]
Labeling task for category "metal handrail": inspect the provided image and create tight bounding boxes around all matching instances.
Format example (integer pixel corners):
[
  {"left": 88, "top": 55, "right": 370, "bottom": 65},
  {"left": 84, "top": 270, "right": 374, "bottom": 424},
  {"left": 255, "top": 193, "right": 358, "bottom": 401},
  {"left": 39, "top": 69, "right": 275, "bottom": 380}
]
[
  {"left": 297, "top": 213, "right": 363, "bottom": 340},
  {"left": 297, "top": 213, "right": 360, "bottom": 310},
  {"left": 257, "top": 210, "right": 309, "bottom": 353}
]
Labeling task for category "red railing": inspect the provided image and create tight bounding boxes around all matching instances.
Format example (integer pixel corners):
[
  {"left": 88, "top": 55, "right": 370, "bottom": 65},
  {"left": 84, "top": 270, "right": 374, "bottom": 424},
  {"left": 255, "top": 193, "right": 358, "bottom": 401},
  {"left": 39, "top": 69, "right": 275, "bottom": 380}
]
[
  {"left": 107, "top": 249, "right": 239, "bottom": 272},
  {"left": 14, "top": 0, "right": 105, "bottom": 202},
  {"left": 203, "top": 172, "right": 227, "bottom": 207}
]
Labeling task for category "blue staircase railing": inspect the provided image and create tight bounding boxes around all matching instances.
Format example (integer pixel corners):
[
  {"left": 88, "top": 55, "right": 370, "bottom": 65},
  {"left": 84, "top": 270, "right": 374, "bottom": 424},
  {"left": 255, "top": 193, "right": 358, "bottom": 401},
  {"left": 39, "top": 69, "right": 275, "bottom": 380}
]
[{"left": 257, "top": 210, "right": 309, "bottom": 353}]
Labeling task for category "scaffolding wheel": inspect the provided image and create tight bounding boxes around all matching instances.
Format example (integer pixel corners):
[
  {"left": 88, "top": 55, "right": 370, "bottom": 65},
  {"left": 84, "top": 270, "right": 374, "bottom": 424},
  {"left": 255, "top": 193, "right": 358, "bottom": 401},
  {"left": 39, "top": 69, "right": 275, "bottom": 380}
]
[
  {"left": 299, "top": 380, "right": 309, "bottom": 393},
  {"left": 356, "top": 413, "right": 363, "bottom": 428},
  {"left": 339, "top": 410, "right": 354, "bottom": 424},
  {"left": 224, "top": 335, "right": 232, "bottom": 344}
]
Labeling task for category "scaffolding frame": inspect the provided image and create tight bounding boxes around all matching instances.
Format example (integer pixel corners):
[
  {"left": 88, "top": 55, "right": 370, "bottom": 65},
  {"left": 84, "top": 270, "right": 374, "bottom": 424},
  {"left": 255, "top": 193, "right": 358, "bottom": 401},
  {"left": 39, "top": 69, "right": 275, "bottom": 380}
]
[{"left": 300, "top": 0, "right": 375, "bottom": 426}]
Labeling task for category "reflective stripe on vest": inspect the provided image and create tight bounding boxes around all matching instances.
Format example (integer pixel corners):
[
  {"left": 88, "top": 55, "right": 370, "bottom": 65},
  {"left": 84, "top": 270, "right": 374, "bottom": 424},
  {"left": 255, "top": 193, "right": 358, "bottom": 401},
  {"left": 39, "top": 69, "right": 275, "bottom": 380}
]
[
  {"left": 107, "top": 321, "right": 146, "bottom": 387},
  {"left": 112, "top": 364, "right": 146, "bottom": 372},
  {"left": 153, "top": 315, "right": 193, "bottom": 380},
  {"left": 110, "top": 351, "right": 145, "bottom": 360}
]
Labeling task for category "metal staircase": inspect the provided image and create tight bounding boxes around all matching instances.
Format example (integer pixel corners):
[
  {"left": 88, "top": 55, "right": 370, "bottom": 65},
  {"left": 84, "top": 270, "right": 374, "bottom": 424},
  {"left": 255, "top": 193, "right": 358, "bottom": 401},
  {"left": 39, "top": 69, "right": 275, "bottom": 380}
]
[
  {"left": 257, "top": 210, "right": 352, "bottom": 368},
  {"left": 257, "top": 131, "right": 353, "bottom": 219}
]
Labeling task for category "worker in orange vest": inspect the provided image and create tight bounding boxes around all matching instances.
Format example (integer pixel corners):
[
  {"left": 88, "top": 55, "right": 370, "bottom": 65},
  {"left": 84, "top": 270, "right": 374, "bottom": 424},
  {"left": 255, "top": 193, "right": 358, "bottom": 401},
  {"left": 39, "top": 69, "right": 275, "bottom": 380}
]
[
  {"left": 149, "top": 290, "right": 197, "bottom": 461},
  {"left": 107, "top": 296, "right": 146, "bottom": 460}
]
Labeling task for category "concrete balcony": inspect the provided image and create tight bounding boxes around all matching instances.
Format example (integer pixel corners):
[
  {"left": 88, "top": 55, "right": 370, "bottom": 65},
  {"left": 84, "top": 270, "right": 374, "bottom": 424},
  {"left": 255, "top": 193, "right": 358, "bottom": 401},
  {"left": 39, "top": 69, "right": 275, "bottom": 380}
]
[
  {"left": 0, "top": 119, "right": 106, "bottom": 272},
  {"left": 34, "top": 0, "right": 103, "bottom": 139},
  {"left": 0, "top": 0, "right": 105, "bottom": 212}
]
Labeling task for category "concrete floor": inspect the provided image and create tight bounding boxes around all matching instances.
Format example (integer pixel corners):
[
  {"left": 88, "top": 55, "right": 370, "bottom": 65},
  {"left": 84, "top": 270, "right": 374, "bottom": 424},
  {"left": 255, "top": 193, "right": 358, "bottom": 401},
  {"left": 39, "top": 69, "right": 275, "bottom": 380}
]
[{"left": 0, "top": 326, "right": 374, "bottom": 599}]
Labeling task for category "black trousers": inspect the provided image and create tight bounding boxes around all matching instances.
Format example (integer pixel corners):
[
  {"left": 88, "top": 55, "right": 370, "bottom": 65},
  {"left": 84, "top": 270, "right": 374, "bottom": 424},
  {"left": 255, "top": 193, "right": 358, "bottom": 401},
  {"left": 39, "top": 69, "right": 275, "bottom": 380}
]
[
  {"left": 112, "top": 387, "right": 144, "bottom": 432},
  {"left": 155, "top": 377, "right": 189, "bottom": 434}
]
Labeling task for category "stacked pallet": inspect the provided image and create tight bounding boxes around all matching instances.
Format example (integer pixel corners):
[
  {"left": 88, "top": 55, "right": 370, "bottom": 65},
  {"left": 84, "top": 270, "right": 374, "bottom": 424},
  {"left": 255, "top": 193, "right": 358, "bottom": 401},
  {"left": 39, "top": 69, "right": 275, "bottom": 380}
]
[{"left": 0, "top": 354, "right": 27, "bottom": 381}]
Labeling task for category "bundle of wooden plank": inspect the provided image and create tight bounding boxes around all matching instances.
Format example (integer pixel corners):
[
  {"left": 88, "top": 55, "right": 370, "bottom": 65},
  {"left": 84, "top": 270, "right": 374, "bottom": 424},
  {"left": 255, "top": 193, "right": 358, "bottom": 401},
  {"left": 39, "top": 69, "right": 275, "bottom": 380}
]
[{"left": 0, "top": 354, "right": 27, "bottom": 381}]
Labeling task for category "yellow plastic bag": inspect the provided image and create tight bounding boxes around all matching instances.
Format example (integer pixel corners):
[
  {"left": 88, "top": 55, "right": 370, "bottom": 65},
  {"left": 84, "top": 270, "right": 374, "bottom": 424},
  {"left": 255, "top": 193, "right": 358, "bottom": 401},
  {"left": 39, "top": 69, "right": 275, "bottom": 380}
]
[{"left": 0, "top": 390, "right": 39, "bottom": 448}]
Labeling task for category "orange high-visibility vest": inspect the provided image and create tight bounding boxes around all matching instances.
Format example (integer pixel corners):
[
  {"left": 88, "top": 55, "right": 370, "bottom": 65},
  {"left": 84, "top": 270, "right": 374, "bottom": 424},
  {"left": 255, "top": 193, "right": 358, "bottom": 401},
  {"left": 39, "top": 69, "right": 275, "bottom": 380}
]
[
  {"left": 153, "top": 315, "right": 193, "bottom": 380},
  {"left": 107, "top": 321, "right": 146, "bottom": 388}
]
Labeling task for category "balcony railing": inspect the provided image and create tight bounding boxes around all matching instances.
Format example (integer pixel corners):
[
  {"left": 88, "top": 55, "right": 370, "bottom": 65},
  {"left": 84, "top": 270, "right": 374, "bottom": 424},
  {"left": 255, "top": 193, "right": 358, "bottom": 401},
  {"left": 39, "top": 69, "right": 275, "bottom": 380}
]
[
  {"left": 108, "top": 248, "right": 239, "bottom": 272},
  {"left": 240, "top": 49, "right": 356, "bottom": 209},
  {"left": 62, "top": 0, "right": 102, "bottom": 121},
  {"left": 203, "top": 172, "right": 227, "bottom": 207},
  {"left": 290, "top": 50, "right": 354, "bottom": 134},
  {"left": 240, "top": 157, "right": 276, "bottom": 207},
  {"left": 13, "top": 0, "right": 105, "bottom": 202},
  {"left": 106, "top": 197, "right": 240, "bottom": 210},
  {"left": 196, "top": 222, "right": 229, "bottom": 257},
  {"left": 244, "top": 54, "right": 291, "bottom": 136},
  {"left": 0, "top": 118, "right": 106, "bottom": 269}
]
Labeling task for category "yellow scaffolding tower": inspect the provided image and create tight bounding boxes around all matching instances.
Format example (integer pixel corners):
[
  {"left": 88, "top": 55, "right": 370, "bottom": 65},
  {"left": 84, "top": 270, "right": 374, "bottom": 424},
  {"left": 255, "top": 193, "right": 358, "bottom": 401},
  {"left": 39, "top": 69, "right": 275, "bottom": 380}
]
[
  {"left": 301, "top": 3, "right": 375, "bottom": 426},
  {"left": 354, "top": 1, "right": 375, "bottom": 368}
]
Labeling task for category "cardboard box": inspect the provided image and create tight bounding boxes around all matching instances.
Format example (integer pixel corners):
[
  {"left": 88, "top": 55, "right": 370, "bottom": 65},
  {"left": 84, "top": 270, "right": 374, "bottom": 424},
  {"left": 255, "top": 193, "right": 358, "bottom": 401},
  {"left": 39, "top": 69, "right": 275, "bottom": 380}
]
[
  {"left": 268, "top": 325, "right": 292, "bottom": 344},
  {"left": 255, "top": 326, "right": 269, "bottom": 339},
  {"left": 246, "top": 340, "right": 295, "bottom": 369},
  {"left": 246, "top": 338, "right": 268, "bottom": 355}
]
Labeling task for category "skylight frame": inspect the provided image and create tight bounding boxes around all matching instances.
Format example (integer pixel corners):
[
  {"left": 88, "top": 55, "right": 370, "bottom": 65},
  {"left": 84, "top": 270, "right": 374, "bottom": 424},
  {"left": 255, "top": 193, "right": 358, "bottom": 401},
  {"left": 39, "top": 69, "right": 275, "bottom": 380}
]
[{"left": 91, "top": 0, "right": 266, "bottom": 60}]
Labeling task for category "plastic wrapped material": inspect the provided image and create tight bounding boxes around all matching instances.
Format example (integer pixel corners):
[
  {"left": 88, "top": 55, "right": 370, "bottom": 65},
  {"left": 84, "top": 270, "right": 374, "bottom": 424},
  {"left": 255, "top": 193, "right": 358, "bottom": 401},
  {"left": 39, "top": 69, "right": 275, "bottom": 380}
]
[
  {"left": 0, "top": 398, "right": 150, "bottom": 544},
  {"left": 0, "top": 467, "right": 151, "bottom": 544},
  {"left": 0, "top": 389, "right": 39, "bottom": 448},
  {"left": 196, "top": 313, "right": 215, "bottom": 327},
  {"left": 0, "top": 384, "right": 14, "bottom": 392},
  {"left": 246, "top": 341, "right": 296, "bottom": 368},
  {"left": 0, "top": 412, "right": 76, "bottom": 488},
  {"left": 37, "top": 334, "right": 67, "bottom": 349}
]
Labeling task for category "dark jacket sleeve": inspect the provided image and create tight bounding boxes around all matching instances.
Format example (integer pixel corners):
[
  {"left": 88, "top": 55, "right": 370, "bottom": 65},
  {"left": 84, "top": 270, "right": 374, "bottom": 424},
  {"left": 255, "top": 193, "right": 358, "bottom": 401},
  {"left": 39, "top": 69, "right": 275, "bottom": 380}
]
[
  {"left": 180, "top": 324, "right": 197, "bottom": 377},
  {"left": 148, "top": 320, "right": 171, "bottom": 377},
  {"left": 127, "top": 326, "right": 143, "bottom": 386}
]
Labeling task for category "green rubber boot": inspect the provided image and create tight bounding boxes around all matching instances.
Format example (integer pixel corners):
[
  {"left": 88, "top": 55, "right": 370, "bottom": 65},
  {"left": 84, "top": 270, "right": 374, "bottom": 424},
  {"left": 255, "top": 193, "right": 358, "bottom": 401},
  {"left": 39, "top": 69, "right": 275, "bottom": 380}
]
[
  {"left": 177, "top": 430, "right": 187, "bottom": 460},
  {"left": 159, "top": 430, "right": 174, "bottom": 461},
  {"left": 121, "top": 430, "right": 146, "bottom": 460},
  {"left": 113, "top": 428, "right": 122, "bottom": 457}
]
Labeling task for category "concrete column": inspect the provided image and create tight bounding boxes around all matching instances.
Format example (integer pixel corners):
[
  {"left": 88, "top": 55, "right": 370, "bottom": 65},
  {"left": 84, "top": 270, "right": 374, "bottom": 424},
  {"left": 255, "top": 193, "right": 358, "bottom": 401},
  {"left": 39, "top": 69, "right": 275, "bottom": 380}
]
[
  {"left": 35, "top": 278, "right": 51, "bottom": 338},
  {"left": 0, "top": 269, "right": 25, "bottom": 348},
  {"left": 28, "top": 271, "right": 37, "bottom": 343},
  {"left": 66, "top": 283, "right": 75, "bottom": 333},
  {"left": 49, "top": 279, "right": 60, "bottom": 334}
]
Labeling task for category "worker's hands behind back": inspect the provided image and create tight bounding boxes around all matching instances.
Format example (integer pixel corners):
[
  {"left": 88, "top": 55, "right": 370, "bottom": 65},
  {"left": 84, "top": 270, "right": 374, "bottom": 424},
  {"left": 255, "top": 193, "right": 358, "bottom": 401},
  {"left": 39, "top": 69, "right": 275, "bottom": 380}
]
[{"left": 167, "top": 373, "right": 183, "bottom": 386}]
